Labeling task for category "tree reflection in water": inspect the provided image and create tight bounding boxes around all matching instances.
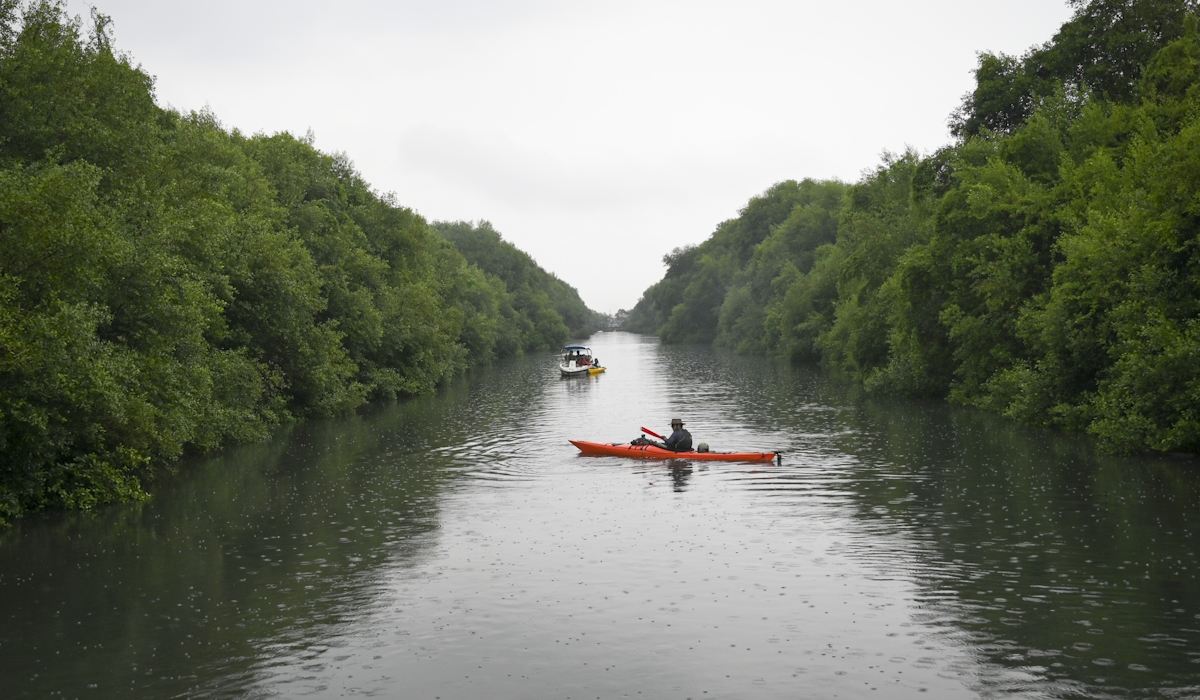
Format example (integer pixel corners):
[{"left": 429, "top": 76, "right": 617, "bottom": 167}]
[{"left": 2, "top": 336, "right": 1198, "bottom": 700}]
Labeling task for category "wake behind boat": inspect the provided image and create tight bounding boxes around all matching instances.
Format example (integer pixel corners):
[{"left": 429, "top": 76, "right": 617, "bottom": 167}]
[{"left": 570, "top": 440, "right": 778, "bottom": 463}]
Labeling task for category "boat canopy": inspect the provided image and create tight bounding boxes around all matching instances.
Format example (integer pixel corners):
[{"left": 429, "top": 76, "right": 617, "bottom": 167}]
[{"left": 562, "top": 345, "right": 590, "bottom": 351}]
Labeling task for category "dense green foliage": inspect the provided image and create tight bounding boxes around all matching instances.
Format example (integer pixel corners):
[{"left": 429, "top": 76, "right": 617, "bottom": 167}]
[
  {"left": 434, "top": 220, "right": 601, "bottom": 349},
  {"left": 630, "top": 0, "right": 1200, "bottom": 454},
  {"left": 627, "top": 179, "right": 848, "bottom": 354},
  {"left": 0, "top": 1, "right": 597, "bottom": 522}
]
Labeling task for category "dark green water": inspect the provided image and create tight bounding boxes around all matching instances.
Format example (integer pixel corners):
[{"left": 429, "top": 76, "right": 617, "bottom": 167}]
[{"left": 2, "top": 332, "right": 1198, "bottom": 699}]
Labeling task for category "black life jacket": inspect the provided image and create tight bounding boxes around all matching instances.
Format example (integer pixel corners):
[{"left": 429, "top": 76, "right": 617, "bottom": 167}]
[{"left": 666, "top": 428, "right": 692, "bottom": 451}]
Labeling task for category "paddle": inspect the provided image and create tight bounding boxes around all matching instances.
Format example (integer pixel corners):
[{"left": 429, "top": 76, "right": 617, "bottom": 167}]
[{"left": 642, "top": 426, "right": 693, "bottom": 454}]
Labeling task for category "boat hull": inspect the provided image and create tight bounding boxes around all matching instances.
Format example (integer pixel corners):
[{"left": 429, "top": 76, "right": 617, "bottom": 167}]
[
  {"left": 560, "top": 365, "right": 591, "bottom": 377},
  {"left": 588, "top": 366, "right": 606, "bottom": 375},
  {"left": 570, "top": 440, "right": 776, "bottom": 462}
]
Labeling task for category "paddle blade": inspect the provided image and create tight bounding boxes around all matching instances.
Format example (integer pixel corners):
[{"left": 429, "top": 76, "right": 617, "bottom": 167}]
[{"left": 640, "top": 426, "right": 665, "bottom": 440}]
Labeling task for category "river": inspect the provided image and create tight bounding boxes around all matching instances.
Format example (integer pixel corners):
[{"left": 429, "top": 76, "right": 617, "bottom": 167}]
[{"left": 2, "top": 332, "right": 1198, "bottom": 699}]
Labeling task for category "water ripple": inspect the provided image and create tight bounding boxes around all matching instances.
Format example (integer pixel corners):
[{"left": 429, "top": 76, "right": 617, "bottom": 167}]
[{"left": 2, "top": 333, "right": 1199, "bottom": 700}]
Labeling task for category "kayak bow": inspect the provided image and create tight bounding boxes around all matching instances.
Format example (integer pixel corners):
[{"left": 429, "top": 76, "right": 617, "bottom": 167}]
[{"left": 570, "top": 440, "right": 777, "bottom": 463}]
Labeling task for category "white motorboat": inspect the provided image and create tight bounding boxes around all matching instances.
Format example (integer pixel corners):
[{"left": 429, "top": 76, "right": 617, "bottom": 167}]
[{"left": 559, "top": 345, "right": 596, "bottom": 377}]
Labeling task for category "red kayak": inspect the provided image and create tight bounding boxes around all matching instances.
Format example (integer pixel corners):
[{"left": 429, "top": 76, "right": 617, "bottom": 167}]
[{"left": 570, "top": 440, "right": 778, "bottom": 462}]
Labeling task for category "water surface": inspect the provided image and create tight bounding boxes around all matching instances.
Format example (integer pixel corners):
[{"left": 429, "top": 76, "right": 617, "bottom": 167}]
[{"left": 2, "top": 332, "right": 1198, "bottom": 699}]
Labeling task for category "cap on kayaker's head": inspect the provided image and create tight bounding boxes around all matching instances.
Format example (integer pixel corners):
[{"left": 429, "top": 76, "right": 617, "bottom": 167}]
[{"left": 670, "top": 418, "right": 684, "bottom": 428}]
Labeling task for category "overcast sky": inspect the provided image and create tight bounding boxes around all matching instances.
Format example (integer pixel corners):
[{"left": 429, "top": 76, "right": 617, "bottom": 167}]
[{"left": 65, "top": 0, "right": 1075, "bottom": 312}]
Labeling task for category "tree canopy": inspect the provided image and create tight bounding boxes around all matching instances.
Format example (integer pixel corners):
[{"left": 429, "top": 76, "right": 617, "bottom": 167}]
[
  {"left": 434, "top": 220, "right": 601, "bottom": 351},
  {"left": 631, "top": 0, "right": 1200, "bottom": 455},
  {"left": 0, "top": 1, "right": 598, "bottom": 522}
]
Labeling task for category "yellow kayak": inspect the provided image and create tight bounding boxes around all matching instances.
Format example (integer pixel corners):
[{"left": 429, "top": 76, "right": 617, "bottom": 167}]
[{"left": 588, "top": 366, "right": 606, "bottom": 375}]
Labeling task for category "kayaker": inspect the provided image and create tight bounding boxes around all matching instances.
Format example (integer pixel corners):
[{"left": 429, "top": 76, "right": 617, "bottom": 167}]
[{"left": 662, "top": 418, "right": 692, "bottom": 452}]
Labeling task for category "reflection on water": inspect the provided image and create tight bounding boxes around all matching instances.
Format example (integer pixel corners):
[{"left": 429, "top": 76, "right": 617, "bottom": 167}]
[{"left": 1, "top": 332, "right": 1198, "bottom": 699}]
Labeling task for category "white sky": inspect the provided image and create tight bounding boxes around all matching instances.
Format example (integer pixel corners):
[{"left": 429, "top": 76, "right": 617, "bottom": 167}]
[{"left": 66, "top": 0, "right": 1075, "bottom": 312}]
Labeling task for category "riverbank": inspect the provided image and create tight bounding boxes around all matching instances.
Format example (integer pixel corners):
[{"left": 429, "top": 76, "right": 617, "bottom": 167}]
[
  {"left": 0, "top": 3, "right": 602, "bottom": 523},
  {"left": 628, "top": 4, "right": 1200, "bottom": 455}
]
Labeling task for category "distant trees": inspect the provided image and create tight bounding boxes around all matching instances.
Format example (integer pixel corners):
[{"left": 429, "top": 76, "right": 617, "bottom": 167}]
[
  {"left": 434, "top": 220, "right": 601, "bottom": 350},
  {"left": 626, "top": 179, "right": 847, "bottom": 355},
  {"left": 631, "top": 0, "right": 1200, "bottom": 454},
  {"left": 0, "top": 1, "right": 598, "bottom": 522}
]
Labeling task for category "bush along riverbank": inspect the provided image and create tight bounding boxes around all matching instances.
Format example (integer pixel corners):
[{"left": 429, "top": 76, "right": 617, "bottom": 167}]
[
  {"left": 628, "top": 0, "right": 1200, "bottom": 455},
  {"left": 0, "top": 1, "right": 600, "bottom": 523}
]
